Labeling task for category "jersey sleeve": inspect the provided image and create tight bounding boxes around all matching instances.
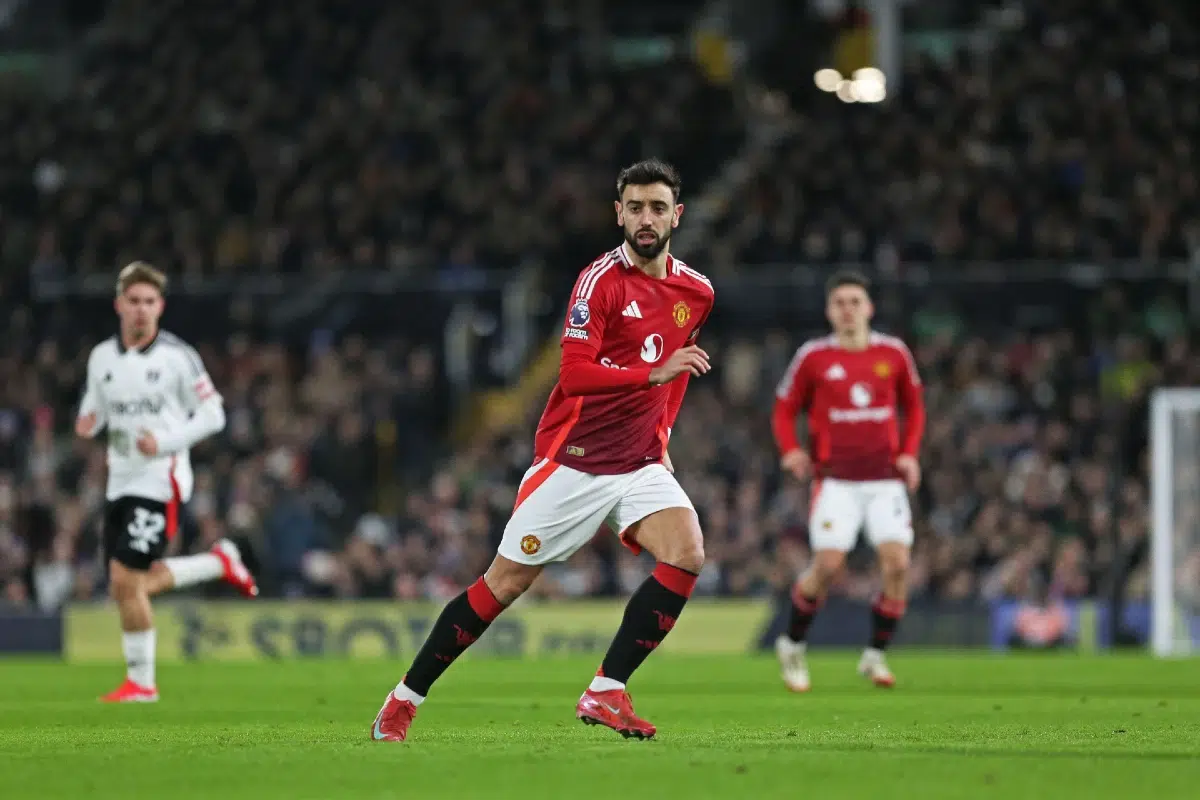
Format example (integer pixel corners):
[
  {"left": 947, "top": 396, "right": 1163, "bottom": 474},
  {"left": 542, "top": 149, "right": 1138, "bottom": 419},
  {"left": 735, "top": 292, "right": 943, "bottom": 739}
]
[
  {"left": 558, "top": 264, "right": 653, "bottom": 396},
  {"left": 771, "top": 344, "right": 815, "bottom": 456},
  {"left": 665, "top": 291, "right": 713, "bottom": 434},
  {"left": 894, "top": 341, "right": 925, "bottom": 457},
  {"left": 77, "top": 346, "right": 108, "bottom": 434},
  {"left": 175, "top": 343, "right": 222, "bottom": 413},
  {"left": 154, "top": 344, "right": 226, "bottom": 455},
  {"left": 686, "top": 297, "right": 712, "bottom": 343}
]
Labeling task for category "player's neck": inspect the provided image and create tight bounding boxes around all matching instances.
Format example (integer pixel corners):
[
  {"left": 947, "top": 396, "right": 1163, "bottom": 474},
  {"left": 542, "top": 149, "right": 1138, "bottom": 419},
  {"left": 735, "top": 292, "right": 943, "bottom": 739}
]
[
  {"left": 121, "top": 326, "right": 158, "bottom": 352},
  {"left": 837, "top": 330, "right": 870, "bottom": 351},
  {"left": 624, "top": 242, "right": 669, "bottom": 279}
]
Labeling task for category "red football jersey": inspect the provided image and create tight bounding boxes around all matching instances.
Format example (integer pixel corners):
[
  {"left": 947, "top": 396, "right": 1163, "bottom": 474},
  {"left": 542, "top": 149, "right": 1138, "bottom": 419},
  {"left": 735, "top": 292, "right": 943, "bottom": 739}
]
[
  {"left": 772, "top": 333, "right": 925, "bottom": 481},
  {"left": 534, "top": 244, "right": 715, "bottom": 475}
]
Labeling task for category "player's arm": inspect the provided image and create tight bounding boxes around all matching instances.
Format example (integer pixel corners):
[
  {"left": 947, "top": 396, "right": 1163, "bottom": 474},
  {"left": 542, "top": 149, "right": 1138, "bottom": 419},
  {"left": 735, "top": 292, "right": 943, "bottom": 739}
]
[
  {"left": 75, "top": 348, "right": 108, "bottom": 438},
  {"left": 772, "top": 345, "right": 814, "bottom": 479},
  {"left": 662, "top": 301, "right": 712, "bottom": 436},
  {"left": 895, "top": 341, "right": 925, "bottom": 489},
  {"left": 660, "top": 302, "right": 712, "bottom": 472},
  {"left": 558, "top": 276, "right": 707, "bottom": 397},
  {"left": 151, "top": 346, "right": 226, "bottom": 455}
]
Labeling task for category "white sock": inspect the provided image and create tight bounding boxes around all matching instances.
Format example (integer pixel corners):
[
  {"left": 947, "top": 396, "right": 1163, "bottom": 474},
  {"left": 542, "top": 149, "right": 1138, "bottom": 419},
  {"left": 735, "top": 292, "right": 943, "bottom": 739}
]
[
  {"left": 863, "top": 646, "right": 884, "bottom": 662},
  {"left": 164, "top": 553, "right": 224, "bottom": 589},
  {"left": 123, "top": 629, "right": 156, "bottom": 688},
  {"left": 393, "top": 681, "right": 425, "bottom": 706},
  {"left": 589, "top": 676, "right": 625, "bottom": 693}
]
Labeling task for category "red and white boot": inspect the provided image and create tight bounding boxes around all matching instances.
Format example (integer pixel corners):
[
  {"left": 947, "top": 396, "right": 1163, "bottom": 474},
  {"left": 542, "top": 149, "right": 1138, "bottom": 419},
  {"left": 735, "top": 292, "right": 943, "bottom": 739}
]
[
  {"left": 100, "top": 678, "right": 159, "bottom": 703},
  {"left": 212, "top": 539, "right": 258, "bottom": 597},
  {"left": 858, "top": 647, "right": 896, "bottom": 688},
  {"left": 576, "top": 688, "right": 657, "bottom": 740},
  {"left": 371, "top": 692, "right": 419, "bottom": 742}
]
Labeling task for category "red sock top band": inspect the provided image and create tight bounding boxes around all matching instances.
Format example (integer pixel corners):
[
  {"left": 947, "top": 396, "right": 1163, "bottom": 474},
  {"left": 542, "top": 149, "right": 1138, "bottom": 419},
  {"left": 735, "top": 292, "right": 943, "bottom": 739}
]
[
  {"left": 652, "top": 562, "right": 698, "bottom": 598},
  {"left": 873, "top": 595, "right": 907, "bottom": 619},
  {"left": 791, "top": 585, "right": 823, "bottom": 613},
  {"left": 467, "top": 577, "right": 505, "bottom": 622}
]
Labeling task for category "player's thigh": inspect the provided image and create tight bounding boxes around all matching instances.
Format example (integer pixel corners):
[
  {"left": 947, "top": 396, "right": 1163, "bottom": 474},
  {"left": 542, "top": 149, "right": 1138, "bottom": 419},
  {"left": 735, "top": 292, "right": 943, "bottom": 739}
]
[
  {"left": 498, "top": 461, "right": 622, "bottom": 566},
  {"left": 808, "top": 478, "right": 865, "bottom": 553},
  {"left": 104, "top": 497, "right": 169, "bottom": 573},
  {"left": 607, "top": 465, "right": 702, "bottom": 570},
  {"left": 864, "top": 480, "right": 914, "bottom": 549}
]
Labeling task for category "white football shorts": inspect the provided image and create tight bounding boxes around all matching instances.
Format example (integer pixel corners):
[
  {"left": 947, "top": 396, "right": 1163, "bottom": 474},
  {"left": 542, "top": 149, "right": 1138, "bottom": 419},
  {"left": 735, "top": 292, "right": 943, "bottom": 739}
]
[
  {"left": 808, "top": 477, "right": 913, "bottom": 552},
  {"left": 498, "top": 459, "right": 695, "bottom": 565}
]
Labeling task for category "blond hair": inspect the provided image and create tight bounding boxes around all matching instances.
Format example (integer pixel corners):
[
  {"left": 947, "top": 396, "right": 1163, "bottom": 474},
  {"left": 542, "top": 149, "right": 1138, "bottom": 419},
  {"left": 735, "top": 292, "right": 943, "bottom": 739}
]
[{"left": 116, "top": 261, "right": 167, "bottom": 295}]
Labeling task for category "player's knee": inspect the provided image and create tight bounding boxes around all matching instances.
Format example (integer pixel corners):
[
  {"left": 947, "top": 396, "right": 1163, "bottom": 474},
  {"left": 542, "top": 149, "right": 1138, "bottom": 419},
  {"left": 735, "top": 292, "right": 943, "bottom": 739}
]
[
  {"left": 649, "top": 520, "right": 704, "bottom": 574},
  {"left": 483, "top": 558, "right": 541, "bottom": 605},
  {"left": 663, "top": 534, "right": 705, "bottom": 575},
  {"left": 880, "top": 547, "right": 910, "bottom": 582},
  {"left": 812, "top": 550, "right": 847, "bottom": 581},
  {"left": 631, "top": 508, "right": 704, "bottom": 573},
  {"left": 108, "top": 564, "right": 143, "bottom": 603}
]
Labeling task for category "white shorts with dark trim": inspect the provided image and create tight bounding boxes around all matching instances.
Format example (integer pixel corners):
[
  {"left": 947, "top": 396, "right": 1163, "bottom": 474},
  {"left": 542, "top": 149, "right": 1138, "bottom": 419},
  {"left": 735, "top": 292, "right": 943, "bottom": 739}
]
[
  {"left": 808, "top": 477, "right": 913, "bottom": 552},
  {"left": 498, "top": 459, "right": 695, "bottom": 565}
]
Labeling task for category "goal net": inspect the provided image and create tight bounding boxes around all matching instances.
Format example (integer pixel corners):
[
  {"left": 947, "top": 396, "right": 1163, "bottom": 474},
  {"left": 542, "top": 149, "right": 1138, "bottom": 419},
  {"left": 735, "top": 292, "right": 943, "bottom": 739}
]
[{"left": 1151, "top": 389, "right": 1200, "bottom": 656}]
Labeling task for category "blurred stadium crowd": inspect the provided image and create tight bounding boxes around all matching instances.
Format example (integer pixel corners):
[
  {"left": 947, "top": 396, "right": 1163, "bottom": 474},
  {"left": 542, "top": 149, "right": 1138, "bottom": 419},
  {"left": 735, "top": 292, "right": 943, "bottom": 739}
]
[
  {"left": 2, "top": 284, "right": 1195, "bottom": 611},
  {"left": 725, "top": 0, "right": 1200, "bottom": 266},
  {"left": 8, "top": 0, "right": 740, "bottom": 286},
  {"left": 1, "top": 0, "right": 1198, "bottom": 612}
]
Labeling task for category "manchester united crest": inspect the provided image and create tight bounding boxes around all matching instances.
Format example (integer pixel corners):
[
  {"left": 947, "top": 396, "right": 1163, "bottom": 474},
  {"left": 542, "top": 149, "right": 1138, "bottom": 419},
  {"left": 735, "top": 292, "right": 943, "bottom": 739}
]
[
  {"left": 673, "top": 301, "right": 691, "bottom": 328},
  {"left": 874, "top": 361, "right": 892, "bottom": 378},
  {"left": 520, "top": 535, "right": 541, "bottom": 555}
]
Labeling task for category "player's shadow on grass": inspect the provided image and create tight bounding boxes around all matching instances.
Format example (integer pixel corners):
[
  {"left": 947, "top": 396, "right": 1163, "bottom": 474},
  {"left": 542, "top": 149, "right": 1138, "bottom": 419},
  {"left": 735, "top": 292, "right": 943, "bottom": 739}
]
[{"left": 816, "top": 743, "right": 1199, "bottom": 762}]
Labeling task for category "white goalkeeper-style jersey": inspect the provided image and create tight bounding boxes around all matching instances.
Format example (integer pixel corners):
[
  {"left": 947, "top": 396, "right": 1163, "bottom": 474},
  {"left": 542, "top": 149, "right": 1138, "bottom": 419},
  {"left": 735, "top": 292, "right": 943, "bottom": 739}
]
[{"left": 78, "top": 330, "right": 225, "bottom": 503}]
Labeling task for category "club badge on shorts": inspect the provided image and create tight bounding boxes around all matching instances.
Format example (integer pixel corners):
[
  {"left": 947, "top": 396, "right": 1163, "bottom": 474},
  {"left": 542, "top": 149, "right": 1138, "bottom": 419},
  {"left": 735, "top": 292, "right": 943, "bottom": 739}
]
[
  {"left": 673, "top": 301, "right": 691, "bottom": 327},
  {"left": 520, "top": 535, "right": 541, "bottom": 555}
]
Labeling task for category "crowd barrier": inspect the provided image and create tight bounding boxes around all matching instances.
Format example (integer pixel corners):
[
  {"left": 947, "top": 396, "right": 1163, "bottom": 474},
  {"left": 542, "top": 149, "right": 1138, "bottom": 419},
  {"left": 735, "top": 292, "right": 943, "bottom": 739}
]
[{"left": 0, "top": 598, "right": 1165, "bottom": 660}]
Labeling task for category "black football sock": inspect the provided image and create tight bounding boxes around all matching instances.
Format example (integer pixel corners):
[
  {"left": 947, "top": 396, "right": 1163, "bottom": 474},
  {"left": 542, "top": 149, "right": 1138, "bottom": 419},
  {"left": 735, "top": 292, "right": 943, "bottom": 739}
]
[
  {"left": 401, "top": 577, "right": 504, "bottom": 696},
  {"left": 598, "top": 562, "right": 697, "bottom": 685},
  {"left": 787, "top": 587, "right": 822, "bottom": 643},
  {"left": 869, "top": 594, "right": 906, "bottom": 651}
]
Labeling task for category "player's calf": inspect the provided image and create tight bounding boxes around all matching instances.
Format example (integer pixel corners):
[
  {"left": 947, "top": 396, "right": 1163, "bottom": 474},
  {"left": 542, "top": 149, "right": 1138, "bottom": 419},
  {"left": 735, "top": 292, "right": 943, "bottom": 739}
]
[
  {"left": 373, "top": 557, "right": 538, "bottom": 742},
  {"left": 778, "top": 550, "right": 846, "bottom": 692},
  {"left": 782, "top": 549, "right": 843, "bottom": 646},
  {"left": 106, "top": 560, "right": 158, "bottom": 698},
  {"left": 580, "top": 508, "right": 700, "bottom": 738},
  {"left": 862, "top": 542, "right": 909, "bottom": 687}
]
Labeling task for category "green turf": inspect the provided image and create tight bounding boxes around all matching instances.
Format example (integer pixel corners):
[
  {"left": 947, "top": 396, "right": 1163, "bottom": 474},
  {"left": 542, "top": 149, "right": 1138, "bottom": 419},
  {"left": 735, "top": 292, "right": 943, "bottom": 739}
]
[{"left": 1, "top": 653, "right": 1197, "bottom": 799}]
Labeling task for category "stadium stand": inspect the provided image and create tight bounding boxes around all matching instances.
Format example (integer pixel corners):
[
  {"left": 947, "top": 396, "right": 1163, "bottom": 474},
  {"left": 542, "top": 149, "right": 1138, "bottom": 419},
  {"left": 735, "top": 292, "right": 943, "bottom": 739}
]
[
  {"left": 0, "top": 0, "right": 1196, "bottom": 625},
  {"left": 717, "top": 0, "right": 1200, "bottom": 265},
  {"left": 6, "top": 0, "right": 742, "bottom": 282}
]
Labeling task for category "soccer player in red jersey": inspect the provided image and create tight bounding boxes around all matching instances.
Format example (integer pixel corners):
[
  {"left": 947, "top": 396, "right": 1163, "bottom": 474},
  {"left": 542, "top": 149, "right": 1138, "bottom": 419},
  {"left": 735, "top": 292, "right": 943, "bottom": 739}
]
[
  {"left": 771, "top": 270, "right": 925, "bottom": 690},
  {"left": 370, "top": 160, "right": 716, "bottom": 742}
]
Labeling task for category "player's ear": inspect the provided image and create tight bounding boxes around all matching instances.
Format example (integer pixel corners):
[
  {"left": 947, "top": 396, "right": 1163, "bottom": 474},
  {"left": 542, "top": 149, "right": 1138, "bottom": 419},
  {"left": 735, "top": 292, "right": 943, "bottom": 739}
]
[
  {"left": 614, "top": 200, "right": 623, "bottom": 225},
  {"left": 673, "top": 203, "right": 684, "bottom": 228}
]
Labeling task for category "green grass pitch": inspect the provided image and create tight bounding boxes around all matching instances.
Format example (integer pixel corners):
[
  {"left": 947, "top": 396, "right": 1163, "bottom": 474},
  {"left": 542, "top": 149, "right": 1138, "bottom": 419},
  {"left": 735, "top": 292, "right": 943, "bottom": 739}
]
[{"left": 1, "top": 653, "right": 1197, "bottom": 799}]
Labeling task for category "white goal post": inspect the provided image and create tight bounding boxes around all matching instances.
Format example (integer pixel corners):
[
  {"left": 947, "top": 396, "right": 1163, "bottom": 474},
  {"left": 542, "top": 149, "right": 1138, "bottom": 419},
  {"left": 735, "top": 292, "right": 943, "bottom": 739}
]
[{"left": 1151, "top": 388, "right": 1200, "bottom": 656}]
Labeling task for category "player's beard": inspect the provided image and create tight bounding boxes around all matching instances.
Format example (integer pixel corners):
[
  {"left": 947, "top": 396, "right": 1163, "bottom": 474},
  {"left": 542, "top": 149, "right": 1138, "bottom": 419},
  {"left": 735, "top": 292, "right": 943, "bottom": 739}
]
[{"left": 625, "top": 226, "right": 670, "bottom": 260}]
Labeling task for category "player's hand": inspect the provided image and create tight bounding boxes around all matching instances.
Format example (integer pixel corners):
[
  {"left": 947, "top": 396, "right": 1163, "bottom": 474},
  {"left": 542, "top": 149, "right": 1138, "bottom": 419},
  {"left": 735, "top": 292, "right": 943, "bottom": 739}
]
[
  {"left": 895, "top": 454, "right": 921, "bottom": 491},
  {"left": 649, "top": 345, "right": 710, "bottom": 385},
  {"left": 780, "top": 449, "right": 810, "bottom": 482},
  {"left": 135, "top": 429, "right": 159, "bottom": 457},
  {"left": 75, "top": 413, "right": 98, "bottom": 439},
  {"left": 663, "top": 450, "right": 675, "bottom": 473}
]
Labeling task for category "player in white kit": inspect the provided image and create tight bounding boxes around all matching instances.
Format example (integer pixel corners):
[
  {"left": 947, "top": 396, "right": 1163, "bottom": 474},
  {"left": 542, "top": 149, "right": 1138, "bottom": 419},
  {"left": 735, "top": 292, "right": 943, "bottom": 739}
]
[{"left": 75, "top": 263, "right": 259, "bottom": 703}]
